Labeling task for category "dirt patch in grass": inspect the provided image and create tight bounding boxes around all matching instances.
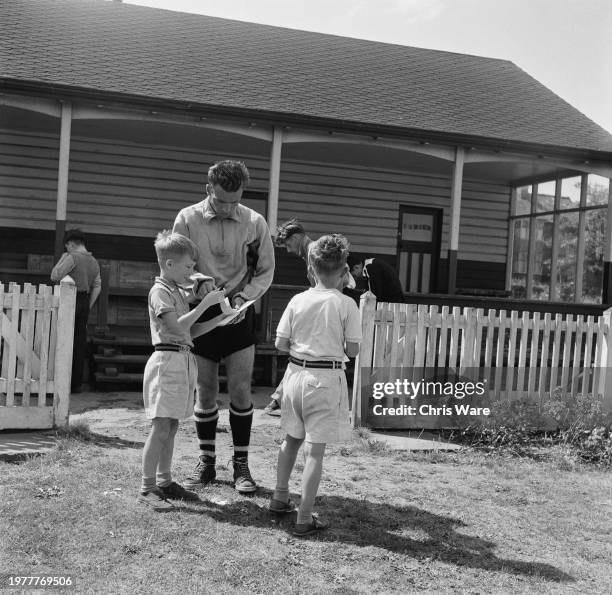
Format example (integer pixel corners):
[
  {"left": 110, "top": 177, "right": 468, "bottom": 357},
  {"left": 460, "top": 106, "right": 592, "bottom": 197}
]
[{"left": 1, "top": 395, "right": 611, "bottom": 594}]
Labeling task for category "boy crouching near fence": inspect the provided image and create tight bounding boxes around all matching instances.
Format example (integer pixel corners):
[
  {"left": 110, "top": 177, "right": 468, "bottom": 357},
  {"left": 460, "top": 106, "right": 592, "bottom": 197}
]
[
  {"left": 138, "top": 231, "right": 224, "bottom": 511},
  {"left": 270, "top": 234, "right": 362, "bottom": 536}
]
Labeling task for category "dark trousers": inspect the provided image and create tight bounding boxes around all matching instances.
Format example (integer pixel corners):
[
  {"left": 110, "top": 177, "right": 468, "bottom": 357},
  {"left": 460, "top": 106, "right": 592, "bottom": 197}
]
[{"left": 72, "top": 292, "right": 90, "bottom": 391}]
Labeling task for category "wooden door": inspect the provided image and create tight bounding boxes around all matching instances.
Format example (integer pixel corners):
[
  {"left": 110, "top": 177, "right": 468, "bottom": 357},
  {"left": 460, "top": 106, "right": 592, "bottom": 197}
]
[{"left": 396, "top": 206, "right": 442, "bottom": 293}]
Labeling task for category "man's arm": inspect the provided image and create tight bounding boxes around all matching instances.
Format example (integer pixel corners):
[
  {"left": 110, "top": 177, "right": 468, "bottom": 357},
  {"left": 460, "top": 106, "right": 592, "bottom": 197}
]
[
  {"left": 50, "top": 253, "right": 75, "bottom": 282},
  {"left": 234, "top": 216, "right": 275, "bottom": 303},
  {"left": 89, "top": 272, "right": 102, "bottom": 309}
]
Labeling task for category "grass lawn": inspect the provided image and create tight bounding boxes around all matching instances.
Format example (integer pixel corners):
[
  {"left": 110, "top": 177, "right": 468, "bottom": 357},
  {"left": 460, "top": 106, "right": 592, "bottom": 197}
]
[{"left": 1, "top": 414, "right": 611, "bottom": 594}]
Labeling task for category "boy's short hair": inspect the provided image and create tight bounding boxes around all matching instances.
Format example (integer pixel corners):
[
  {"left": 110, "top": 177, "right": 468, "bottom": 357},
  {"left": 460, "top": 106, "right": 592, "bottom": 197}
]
[
  {"left": 309, "top": 234, "right": 349, "bottom": 275},
  {"left": 63, "top": 228, "right": 86, "bottom": 246},
  {"left": 208, "top": 160, "right": 250, "bottom": 192},
  {"left": 275, "top": 218, "right": 305, "bottom": 246},
  {"left": 154, "top": 230, "right": 198, "bottom": 263}
]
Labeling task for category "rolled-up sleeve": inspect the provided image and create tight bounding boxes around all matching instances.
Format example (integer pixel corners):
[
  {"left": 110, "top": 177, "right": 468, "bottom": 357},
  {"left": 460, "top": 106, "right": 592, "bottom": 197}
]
[
  {"left": 172, "top": 210, "right": 189, "bottom": 238},
  {"left": 50, "top": 253, "right": 75, "bottom": 283},
  {"left": 237, "top": 215, "right": 275, "bottom": 302}
]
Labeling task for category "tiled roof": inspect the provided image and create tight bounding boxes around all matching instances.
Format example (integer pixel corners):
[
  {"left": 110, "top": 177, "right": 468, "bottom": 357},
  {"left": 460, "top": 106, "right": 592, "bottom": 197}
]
[{"left": 2, "top": 0, "right": 612, "bottom": 153}]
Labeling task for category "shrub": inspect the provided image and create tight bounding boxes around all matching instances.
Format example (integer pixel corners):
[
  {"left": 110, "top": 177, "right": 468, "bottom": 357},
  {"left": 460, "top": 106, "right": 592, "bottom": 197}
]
[
  {"left": 542, "top": 391, "right": 612, "bottom": 465},
  {"left": 456, "top": 392, "right": 612, "bottom": 465}
]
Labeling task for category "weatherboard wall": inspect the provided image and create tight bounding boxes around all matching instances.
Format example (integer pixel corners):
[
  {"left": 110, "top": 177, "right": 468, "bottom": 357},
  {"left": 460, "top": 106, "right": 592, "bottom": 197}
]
[{"left": 0, "top": 127, "right": 509, "bottom": 288}]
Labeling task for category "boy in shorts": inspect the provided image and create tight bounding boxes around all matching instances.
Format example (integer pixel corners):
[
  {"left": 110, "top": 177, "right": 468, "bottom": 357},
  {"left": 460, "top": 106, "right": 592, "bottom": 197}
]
[
  {"left": 270, "top": 234, "right": 362, "bottom": 536},
  {"left": 138, "top": 231, "right": 224, "bottom": 511}
]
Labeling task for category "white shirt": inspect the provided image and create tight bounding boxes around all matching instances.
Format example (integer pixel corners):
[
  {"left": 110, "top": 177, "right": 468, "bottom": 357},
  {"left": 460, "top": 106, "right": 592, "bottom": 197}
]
[{"left": 276, "top": 287, "right": 362, "bottom": 361}]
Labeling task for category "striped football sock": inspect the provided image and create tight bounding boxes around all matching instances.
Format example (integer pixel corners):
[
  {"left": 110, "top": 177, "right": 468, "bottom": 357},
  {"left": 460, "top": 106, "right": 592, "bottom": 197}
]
[
  {"left": 194, "top": 405, "right": 218, "bottom": 460},
  {"left": 229, "top": 403, "right": 253, "bottom": 459}
]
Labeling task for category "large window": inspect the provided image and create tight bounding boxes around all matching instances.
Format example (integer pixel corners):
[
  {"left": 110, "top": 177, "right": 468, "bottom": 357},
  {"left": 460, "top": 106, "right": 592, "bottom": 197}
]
[{"left": 509, "top": 175, "right": 610, "bottom": 303}]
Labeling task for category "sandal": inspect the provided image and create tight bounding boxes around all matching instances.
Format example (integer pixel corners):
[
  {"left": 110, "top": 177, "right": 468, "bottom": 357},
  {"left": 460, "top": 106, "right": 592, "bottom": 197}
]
[
  {"left": 269, "top": 498, "right": 296, "bottom": 514},
  {"left": 292, "top": 515, "right": 328, "bottom": 537}
]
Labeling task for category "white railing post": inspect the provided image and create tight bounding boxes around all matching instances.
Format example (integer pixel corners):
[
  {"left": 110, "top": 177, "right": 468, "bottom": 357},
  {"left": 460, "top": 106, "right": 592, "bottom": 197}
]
[
  {"left": 53, "top": 276, "right": 76, "bottom": 428},
  {"left": 596, "top": 307, "right": 612, "bottom": 410},
  {"left": 351, "top": 291, "right": 377, "bottom": 428}
]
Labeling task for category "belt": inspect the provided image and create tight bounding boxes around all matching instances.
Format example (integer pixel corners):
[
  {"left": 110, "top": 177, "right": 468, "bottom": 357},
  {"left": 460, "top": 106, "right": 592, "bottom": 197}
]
[
  {"left": 289, "top": 356, "right": 343, "bottom": 369},
  {"left": 154, "top": 343, "right": 192, "bottom": 353}
]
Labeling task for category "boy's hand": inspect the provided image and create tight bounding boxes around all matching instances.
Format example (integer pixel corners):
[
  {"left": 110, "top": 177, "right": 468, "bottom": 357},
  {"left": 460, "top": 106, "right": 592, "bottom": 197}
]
[{"left": 197, "top": 289, "right": 225, "bottom": 311}]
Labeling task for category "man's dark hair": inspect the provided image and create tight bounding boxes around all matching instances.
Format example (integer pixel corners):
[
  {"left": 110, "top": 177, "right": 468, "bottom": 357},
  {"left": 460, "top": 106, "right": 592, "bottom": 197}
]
[
  {"left": 208, "top": 160, "right": 250, "bottom": 192},
  {"left": 63, "top": 228, "right": 86, "bottom": 246},
  {"left": 347, "top": 254, "right": 363, "bottom": 269},
  {"left": 275, "top": 218, "right": 305, "bottom": 246}
]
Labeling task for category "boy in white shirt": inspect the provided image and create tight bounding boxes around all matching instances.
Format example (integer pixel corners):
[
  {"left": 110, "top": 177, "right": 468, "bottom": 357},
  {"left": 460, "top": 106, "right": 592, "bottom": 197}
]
[{"left": 270, "top": 234, "right": 362, "bottom": 536}]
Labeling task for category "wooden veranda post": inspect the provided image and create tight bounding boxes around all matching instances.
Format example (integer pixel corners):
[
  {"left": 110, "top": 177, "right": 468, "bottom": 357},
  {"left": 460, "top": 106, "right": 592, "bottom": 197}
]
[
  {"left": 447, "top": 146, "right": 464, "bottom": 295},
  {"left": 267, "top": 126, "right": 283, "bottom": 232},
  {"left": 603, "top": 179, "right": 612, "bottom": 303},
  {"left": 53, "top": 276, "right": 77, "bottom": 428},
  {"left": 351, "top": 291, "right": 377, "bottom": 427},
  {"left": 54, "top": 101, "right": 72, "bottom": 262}
]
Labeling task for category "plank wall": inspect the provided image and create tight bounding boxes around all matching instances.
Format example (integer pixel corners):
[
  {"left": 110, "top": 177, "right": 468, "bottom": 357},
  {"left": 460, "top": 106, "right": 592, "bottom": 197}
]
[{"left": 0, "top": 127, "right": 510, "bottom": 289}]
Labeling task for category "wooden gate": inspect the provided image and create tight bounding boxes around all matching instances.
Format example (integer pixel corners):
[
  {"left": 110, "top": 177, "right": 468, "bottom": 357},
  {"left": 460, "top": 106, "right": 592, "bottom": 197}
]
[
  {"left": 0, "top": 278, "right": 76, "bottom": 430},
  {"left": 351, "top": 292, "right": 612, "bottom": 429}
]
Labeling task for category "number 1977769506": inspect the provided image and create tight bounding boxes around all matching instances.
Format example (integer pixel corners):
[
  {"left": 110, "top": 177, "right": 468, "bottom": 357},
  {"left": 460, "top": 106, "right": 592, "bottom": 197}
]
[{"left": 3, "top": 575, "right": 75, "bottom": 588}]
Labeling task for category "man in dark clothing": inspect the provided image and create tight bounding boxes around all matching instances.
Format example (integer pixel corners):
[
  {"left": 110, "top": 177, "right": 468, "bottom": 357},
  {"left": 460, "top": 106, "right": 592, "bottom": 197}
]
[
  {"left": 50, "top": 228, "right": 101, "bottom": 393},
  {"left": 350, "top": 257, "right": 405, "bottom": 303}
]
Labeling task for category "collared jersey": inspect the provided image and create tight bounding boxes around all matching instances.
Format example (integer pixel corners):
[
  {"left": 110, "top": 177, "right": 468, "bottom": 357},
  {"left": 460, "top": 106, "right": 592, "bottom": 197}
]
[
  {"left": 276, "top": 287, "right": 362, "bottom": 362},
  {"left": 173, "top": 197, "right": 275, "bottom": 302},
  {"left": 148, "top": 277, "right": 193, "bottom": 347},
  {"left": 50, "top": 250, "right": 101, "bottom": 293}
]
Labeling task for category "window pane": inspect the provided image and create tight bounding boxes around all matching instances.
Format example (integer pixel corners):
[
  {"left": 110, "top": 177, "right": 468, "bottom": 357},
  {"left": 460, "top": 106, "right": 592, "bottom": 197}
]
[
  {"left": 514, "top": 185, "right": 532, "bottom": 216},
  {"left": 560, "top": 177, "right": 581, "bottom": 210},
  {"left": 535, "top": 181, "right": 556, "bottom": 212},
  {"left": 557, "top": 212, "right": 578, "bottom": 301},
  {"left": 511, "top": 218, "right": 529, "bottom": 298},
  {"left": 586, "top": 175, "right": 610, "bottom": 207},
  {"left": 582, "top": 208, "right": 606, "bottom": 303},
  {"left": 532, "top": 214, "right": 553, "bottom": 300}
]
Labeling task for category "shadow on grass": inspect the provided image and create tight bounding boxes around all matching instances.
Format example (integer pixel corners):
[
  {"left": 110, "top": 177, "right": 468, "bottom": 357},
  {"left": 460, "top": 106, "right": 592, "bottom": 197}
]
[{"left": 182, "top": 493, "right": 573, "bottom": 583}]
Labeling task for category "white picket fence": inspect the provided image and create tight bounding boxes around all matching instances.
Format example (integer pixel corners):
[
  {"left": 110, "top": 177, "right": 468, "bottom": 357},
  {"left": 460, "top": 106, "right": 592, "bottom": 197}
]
[
  {"left": 351, "top": 292, "right": 612, "bottom": 428},
  {"left": 0, "top": 279, "right": 76, "bottom": 429}
]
